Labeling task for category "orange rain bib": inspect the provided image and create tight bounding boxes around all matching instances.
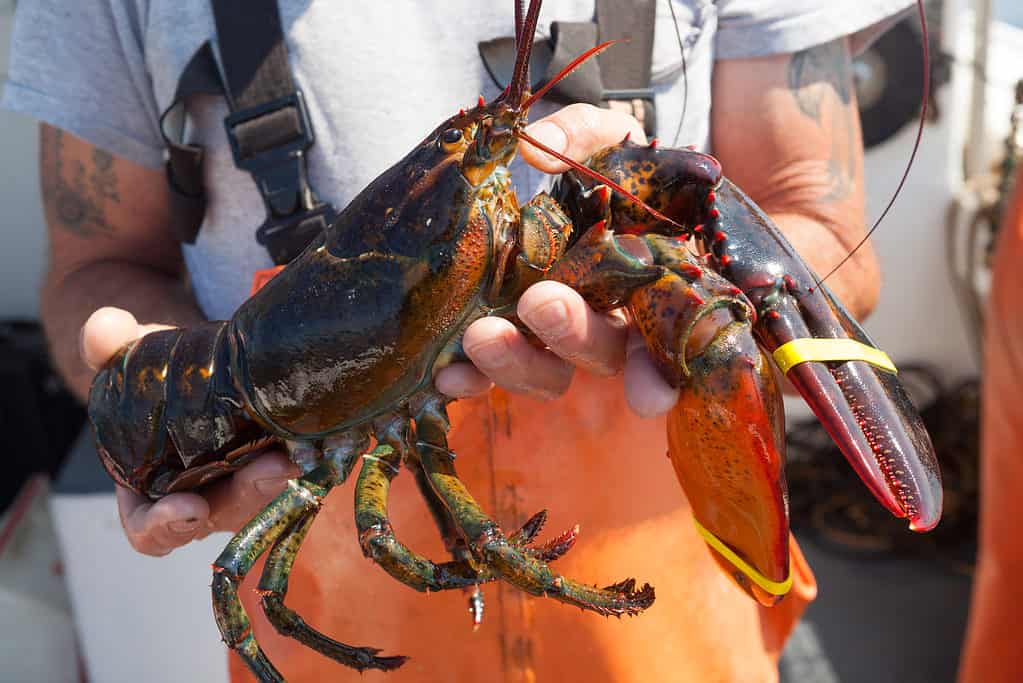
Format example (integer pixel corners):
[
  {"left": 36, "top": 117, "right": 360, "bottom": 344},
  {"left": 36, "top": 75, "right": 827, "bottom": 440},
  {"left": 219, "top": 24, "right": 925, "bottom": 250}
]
[
  {"left": 232, "top": 373, "right": 816, "bottom": 682},
  {"left": 959, "top": 176, "right": 1023, "bottom": 683}
]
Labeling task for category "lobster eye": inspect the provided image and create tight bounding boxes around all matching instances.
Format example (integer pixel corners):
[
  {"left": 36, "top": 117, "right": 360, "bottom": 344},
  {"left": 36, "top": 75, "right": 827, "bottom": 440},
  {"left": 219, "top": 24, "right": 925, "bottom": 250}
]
[{"left": 441, "top": 128, "right": 463, "bottom": 148}]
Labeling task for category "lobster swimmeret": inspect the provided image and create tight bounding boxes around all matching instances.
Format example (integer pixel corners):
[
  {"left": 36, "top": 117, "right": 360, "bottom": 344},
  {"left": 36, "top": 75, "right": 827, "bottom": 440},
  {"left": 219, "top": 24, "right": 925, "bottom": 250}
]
[{"left": 87, "top": 1, "right": 941, "bottom": 679}]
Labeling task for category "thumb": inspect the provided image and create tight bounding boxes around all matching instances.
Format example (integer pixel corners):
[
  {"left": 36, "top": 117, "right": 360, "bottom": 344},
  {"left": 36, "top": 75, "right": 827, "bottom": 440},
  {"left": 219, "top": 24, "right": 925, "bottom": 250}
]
[{"left": 81, "top": 306, "right": 174, "bottom": 370}]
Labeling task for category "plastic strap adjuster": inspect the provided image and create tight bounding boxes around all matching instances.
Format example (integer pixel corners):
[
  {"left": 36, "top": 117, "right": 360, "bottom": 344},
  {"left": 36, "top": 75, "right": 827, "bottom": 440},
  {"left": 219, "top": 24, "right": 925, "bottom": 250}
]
[
  {"left": 772, "top": 338, "right": 897, "bottom": 376},
  {"left": 692, "top": 517, "right": 793, "bottom": 596}
]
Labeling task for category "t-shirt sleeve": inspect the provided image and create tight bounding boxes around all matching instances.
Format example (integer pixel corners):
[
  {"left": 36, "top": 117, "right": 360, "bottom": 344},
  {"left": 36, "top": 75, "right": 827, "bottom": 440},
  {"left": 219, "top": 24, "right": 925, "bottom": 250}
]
[
  {"left": 1, "top": 1, "right": 164, "bottom": 168},
  {"left": 715, "top": 0, "right": 916, "bottom": 60}
]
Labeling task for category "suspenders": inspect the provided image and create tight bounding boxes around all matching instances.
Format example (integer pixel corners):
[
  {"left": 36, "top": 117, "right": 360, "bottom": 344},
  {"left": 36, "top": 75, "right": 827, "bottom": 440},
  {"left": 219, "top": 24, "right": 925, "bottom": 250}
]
[
  {"left": 479, "top": 0, "right": 659, "bottom": 137},
  {"left": 160, "top": 0, "right": 334, "bottom": 265},
  {"left": 161, "top": 1, "right": 660, "bottom": 263}
]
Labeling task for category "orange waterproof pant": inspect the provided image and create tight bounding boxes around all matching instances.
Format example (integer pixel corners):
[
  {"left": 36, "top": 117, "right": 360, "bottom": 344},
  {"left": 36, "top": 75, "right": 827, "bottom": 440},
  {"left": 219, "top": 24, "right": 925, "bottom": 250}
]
[
  {"left": 231, "top": 372, "right": 816, "bottom": 682},
  {"left": 959, "top": 178, "right": 1023, "bottom": 683}
]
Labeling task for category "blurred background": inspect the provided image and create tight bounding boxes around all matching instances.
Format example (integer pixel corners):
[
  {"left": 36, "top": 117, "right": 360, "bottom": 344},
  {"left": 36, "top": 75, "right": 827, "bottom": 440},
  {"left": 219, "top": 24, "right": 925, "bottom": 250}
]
[{"left": 1, "top": 0, "right": 1021, "bottom": 681}]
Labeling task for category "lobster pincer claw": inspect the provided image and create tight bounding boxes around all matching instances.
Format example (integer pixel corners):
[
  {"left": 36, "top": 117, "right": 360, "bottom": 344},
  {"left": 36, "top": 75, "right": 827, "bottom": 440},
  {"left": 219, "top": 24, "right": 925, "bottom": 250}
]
[
  {"left": 610, "top": 235, "right": 793, "bottom": 605},
  {"left": 700, "top": 179, "right": 943, "bottom": 532}
]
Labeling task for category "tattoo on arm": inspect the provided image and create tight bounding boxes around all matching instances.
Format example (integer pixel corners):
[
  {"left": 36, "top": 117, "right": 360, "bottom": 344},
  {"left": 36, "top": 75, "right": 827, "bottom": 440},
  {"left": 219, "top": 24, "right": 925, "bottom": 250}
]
[
  {"left": 788, "top": 39, "right": 857, "bottom": 202},
  {"left": 40, "top": 127, "right": 120, "bottom": 238}
]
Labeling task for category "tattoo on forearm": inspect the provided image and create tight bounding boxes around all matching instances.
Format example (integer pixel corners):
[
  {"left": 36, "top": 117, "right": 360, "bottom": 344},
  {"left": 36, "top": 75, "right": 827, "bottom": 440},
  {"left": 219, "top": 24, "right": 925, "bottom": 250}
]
[
  {"left": 788, "top": 39, "right": 857, "bottom": 202},
  {"left": 788, "top": 40, "right": 851, "bottom": 120},
  {"left": 40, "top": 127, "right": 119, "bottom": 238}
]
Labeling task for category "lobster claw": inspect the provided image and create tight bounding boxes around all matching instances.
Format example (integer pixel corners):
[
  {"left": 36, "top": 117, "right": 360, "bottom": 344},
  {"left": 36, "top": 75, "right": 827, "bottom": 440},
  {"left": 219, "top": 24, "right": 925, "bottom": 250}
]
[
  {"left": 617, "top": 235, "right": 798, "bottom": 606},
  {"left": 704, "top": 179, "right": 942, "bottom": 532},
  {"left": 666, "top": 321, "right": 794, "bottom": 606}
]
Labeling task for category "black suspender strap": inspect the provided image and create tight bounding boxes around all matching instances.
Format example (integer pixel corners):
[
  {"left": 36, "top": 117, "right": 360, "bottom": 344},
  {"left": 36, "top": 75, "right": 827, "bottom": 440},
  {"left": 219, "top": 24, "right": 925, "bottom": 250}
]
[
  {"left": 213, "top": 0, "right": 333, "bottom": 264},
  {"left": 159, "top": 0, "right": 335, "bottom": 264},
  {"left": 595, "top": 0, "right": 658, "bottom": 137},
  {"left": 477, "top": 1, "right": 659, "bottom": 137}
]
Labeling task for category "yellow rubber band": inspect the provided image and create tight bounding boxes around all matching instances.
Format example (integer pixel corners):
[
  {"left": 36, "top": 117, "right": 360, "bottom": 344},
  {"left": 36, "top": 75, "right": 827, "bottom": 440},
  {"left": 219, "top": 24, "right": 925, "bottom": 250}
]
[
  {"left": 692, "top": 517, "right": 793, "bottom": 596},
  {"left": 772, "top": 338, "right": 897, "bottom": 376}
]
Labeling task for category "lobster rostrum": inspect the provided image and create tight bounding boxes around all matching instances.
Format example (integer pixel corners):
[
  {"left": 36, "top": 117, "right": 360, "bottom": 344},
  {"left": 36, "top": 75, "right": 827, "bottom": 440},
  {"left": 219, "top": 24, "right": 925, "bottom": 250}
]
[{"left": 88, "top": 0, "right": 942, "bottom": 678}]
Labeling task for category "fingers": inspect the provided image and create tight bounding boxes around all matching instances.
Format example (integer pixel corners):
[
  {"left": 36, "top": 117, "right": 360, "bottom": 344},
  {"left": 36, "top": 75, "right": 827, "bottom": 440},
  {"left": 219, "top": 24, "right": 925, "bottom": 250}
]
[
  {"left": 520, "top": 103, "right": 647, "bottom": 174},
  {"left": 203, "top": 451, "right": 301, "bottom": 533},
  {"left": 437, "top": 282, "right": 627, "bottom": 400},
  {"left": 624, "top": 330, "right": 680, "bottom": 418},
  {"left": 116, "top": 485, "right": 210, "bottom": 556},
  {"left": 434, "top": 362, "right": 494, "bottom": 398},
  {"left": 460, "top": 316, "right": 574, "bottom": 400},
  {"left": 81, "top": 306, "right": 174, "bottom": 370},
  {"left": 115, "top": 450, "right": 300, "bottom": 556},
  {"left": 518, "top": 281, "right": 627, "bottom": 376}
]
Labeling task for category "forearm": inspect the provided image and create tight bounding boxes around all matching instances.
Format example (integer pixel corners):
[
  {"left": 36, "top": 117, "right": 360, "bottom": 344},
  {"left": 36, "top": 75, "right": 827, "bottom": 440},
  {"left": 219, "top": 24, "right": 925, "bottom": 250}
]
[
  {"left": 711, "top": 39, "right": 881, "bottom": 321},
  {"left": 41, "top": 261, "right": 204, "bottom": 402},
  {"left": 764, "top": 210, "right": 879, "bottom": 319}
]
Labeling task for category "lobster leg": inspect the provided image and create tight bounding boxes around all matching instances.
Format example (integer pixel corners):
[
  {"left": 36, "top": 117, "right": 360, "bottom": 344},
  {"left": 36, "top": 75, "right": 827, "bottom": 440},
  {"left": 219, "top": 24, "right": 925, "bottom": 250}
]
[
  {"left": 355, "top": 444, "right": 577, "bottom": 593},
  {"left": 412, "top": 391, "right": 655, "bottom": 616},
  {"left": 211, "top": 434, "right": 406, "bottom": 681},
  {"left": 257, "top": 510, "right": 407, "bottom": 672}
]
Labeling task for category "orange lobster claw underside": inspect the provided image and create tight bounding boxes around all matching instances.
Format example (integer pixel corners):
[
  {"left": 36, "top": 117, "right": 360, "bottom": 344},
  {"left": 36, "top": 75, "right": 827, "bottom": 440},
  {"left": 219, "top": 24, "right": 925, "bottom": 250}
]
[{"left": 665, "top": 323, "right": 795, "bottom": 607}]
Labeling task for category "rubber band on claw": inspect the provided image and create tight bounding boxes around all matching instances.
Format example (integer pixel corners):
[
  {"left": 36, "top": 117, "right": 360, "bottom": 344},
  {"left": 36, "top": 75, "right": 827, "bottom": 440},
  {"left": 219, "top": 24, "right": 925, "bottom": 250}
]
[
  {"left": 771, "top": 338, "right": 897, "bottom": 376},
  {"left": 692, "top": 518, "right": 793, "bottom": 596}
]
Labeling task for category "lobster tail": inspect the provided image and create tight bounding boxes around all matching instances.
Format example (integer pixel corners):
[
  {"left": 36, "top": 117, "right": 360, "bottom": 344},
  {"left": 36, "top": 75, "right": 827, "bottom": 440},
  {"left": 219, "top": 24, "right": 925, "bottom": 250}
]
[{"left": 89, "top": 321, "right": 267, "bottom": 498}]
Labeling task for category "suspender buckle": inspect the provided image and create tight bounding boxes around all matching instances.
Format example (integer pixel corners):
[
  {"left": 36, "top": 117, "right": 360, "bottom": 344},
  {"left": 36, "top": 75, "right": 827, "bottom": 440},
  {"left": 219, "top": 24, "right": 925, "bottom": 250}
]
[
  {"left": 225, "top": 90, "right": 316, "bottom": 219},
  {"left": 255, "top": 202, "right": 335, "bottom": 265},
  {"left": 225, "top": 90, "right": 330, "bottom": 264}
]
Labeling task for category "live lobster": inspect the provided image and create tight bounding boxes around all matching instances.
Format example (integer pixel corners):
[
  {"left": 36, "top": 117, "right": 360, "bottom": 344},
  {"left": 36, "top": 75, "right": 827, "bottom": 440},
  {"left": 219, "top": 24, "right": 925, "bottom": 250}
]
[{"left": 87, "top": 1, "right": 942, "bottom": 679}]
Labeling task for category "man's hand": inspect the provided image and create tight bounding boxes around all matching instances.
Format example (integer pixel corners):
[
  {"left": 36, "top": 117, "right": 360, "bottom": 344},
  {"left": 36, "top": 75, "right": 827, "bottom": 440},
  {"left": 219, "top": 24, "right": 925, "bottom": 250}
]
[
  {"left": 433, "top": 104, "right": 679, "bottom": 418},
  {"left": 82, "top": 307, "right": 299, "bottom": 556}
]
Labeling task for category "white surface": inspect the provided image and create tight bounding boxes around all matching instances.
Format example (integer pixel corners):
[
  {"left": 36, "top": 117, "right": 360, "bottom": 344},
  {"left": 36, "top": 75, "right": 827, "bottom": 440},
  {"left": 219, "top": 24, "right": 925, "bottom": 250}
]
[
  {"left": 0, "top": 479, "right": 79, "bottom": 683},
  {"left": 51, "top": 493, "right": 230, "bottom": 683}
]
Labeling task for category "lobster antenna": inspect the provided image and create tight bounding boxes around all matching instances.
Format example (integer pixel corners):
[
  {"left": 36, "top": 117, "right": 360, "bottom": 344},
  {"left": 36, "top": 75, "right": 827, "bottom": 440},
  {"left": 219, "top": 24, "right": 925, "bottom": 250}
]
[
  {"left": 667, "top": 0, "right": 689, "bottom": 146},
  {"left": 515, "top": 0, "right": 525, "bottom": 45},
  {"left": 507, "top": 0, "right": 544, "bottom": 103},
  {"left": 815, "top": 0, "right": 929, "bottom": 290},
  {"left": 522, "top": 40, "right": 620, "bottom": 109},
  {"left": 516, "top": 128, "right": 683, "bottom": 230}
]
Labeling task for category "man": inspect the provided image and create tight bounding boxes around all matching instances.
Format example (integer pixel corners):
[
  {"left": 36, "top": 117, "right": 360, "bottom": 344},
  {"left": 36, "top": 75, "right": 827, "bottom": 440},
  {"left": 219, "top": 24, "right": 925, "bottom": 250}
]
[{"left": 3, "top": 1, "right": 909, "bottom": 680}]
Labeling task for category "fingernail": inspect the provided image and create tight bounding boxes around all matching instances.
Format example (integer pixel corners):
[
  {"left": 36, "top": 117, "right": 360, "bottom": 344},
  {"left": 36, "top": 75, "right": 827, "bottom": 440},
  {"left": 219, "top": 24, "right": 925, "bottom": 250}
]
[
  {"left": 466, "top": 337, "right": 511, "bottom": 369},
  {"left": 526, "top": 121, "right": 568, "bottom": 155},
  {"left": 254, "top": 477, "right": 290, "bottom": 496},
  {"left": 522, "top": 300, "right": 570, "bottom": 340},
  {"left": 168, "top": 518, "right": 201, "bottom": 534}
]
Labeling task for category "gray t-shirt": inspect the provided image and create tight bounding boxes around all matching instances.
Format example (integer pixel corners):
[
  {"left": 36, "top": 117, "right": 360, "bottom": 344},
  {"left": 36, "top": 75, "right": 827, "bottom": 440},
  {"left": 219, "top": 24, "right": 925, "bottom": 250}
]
[{"left": 2, "top": 0, "right": 912, "bottom": 320}]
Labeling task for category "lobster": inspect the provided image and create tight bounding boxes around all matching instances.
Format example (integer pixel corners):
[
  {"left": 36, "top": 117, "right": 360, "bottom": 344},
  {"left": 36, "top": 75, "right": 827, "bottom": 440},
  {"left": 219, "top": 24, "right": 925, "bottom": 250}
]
[{"left": 88, "top": 0, "right": 942, "bottom": 679}]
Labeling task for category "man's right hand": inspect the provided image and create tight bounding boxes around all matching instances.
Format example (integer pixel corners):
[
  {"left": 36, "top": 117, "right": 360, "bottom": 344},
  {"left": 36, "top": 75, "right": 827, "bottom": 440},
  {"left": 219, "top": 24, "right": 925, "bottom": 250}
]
[{"left": 82, "top": 306, "right": 300, "bottom": 556}]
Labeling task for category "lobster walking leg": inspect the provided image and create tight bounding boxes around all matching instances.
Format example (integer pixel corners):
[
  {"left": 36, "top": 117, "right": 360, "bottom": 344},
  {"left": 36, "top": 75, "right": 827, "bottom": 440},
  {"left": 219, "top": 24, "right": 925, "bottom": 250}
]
[
  {"left": 257, "top": 511, "right": 407, "bottom": 672},
  {"left": 412, "top": 392, "right": 655, "bottom": 616},
  {"left": 211, "top": 437, "right": 406, "bottom": 680},
  {"left": 355, "top": 445, "right": 576, "bottom": 593}
]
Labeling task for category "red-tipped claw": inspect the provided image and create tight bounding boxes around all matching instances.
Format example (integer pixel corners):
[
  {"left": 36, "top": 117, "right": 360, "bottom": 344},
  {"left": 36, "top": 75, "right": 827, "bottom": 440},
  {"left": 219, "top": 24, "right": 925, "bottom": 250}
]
[{"left": 704, "top": 179, "right": 942, "bottom": 532}]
